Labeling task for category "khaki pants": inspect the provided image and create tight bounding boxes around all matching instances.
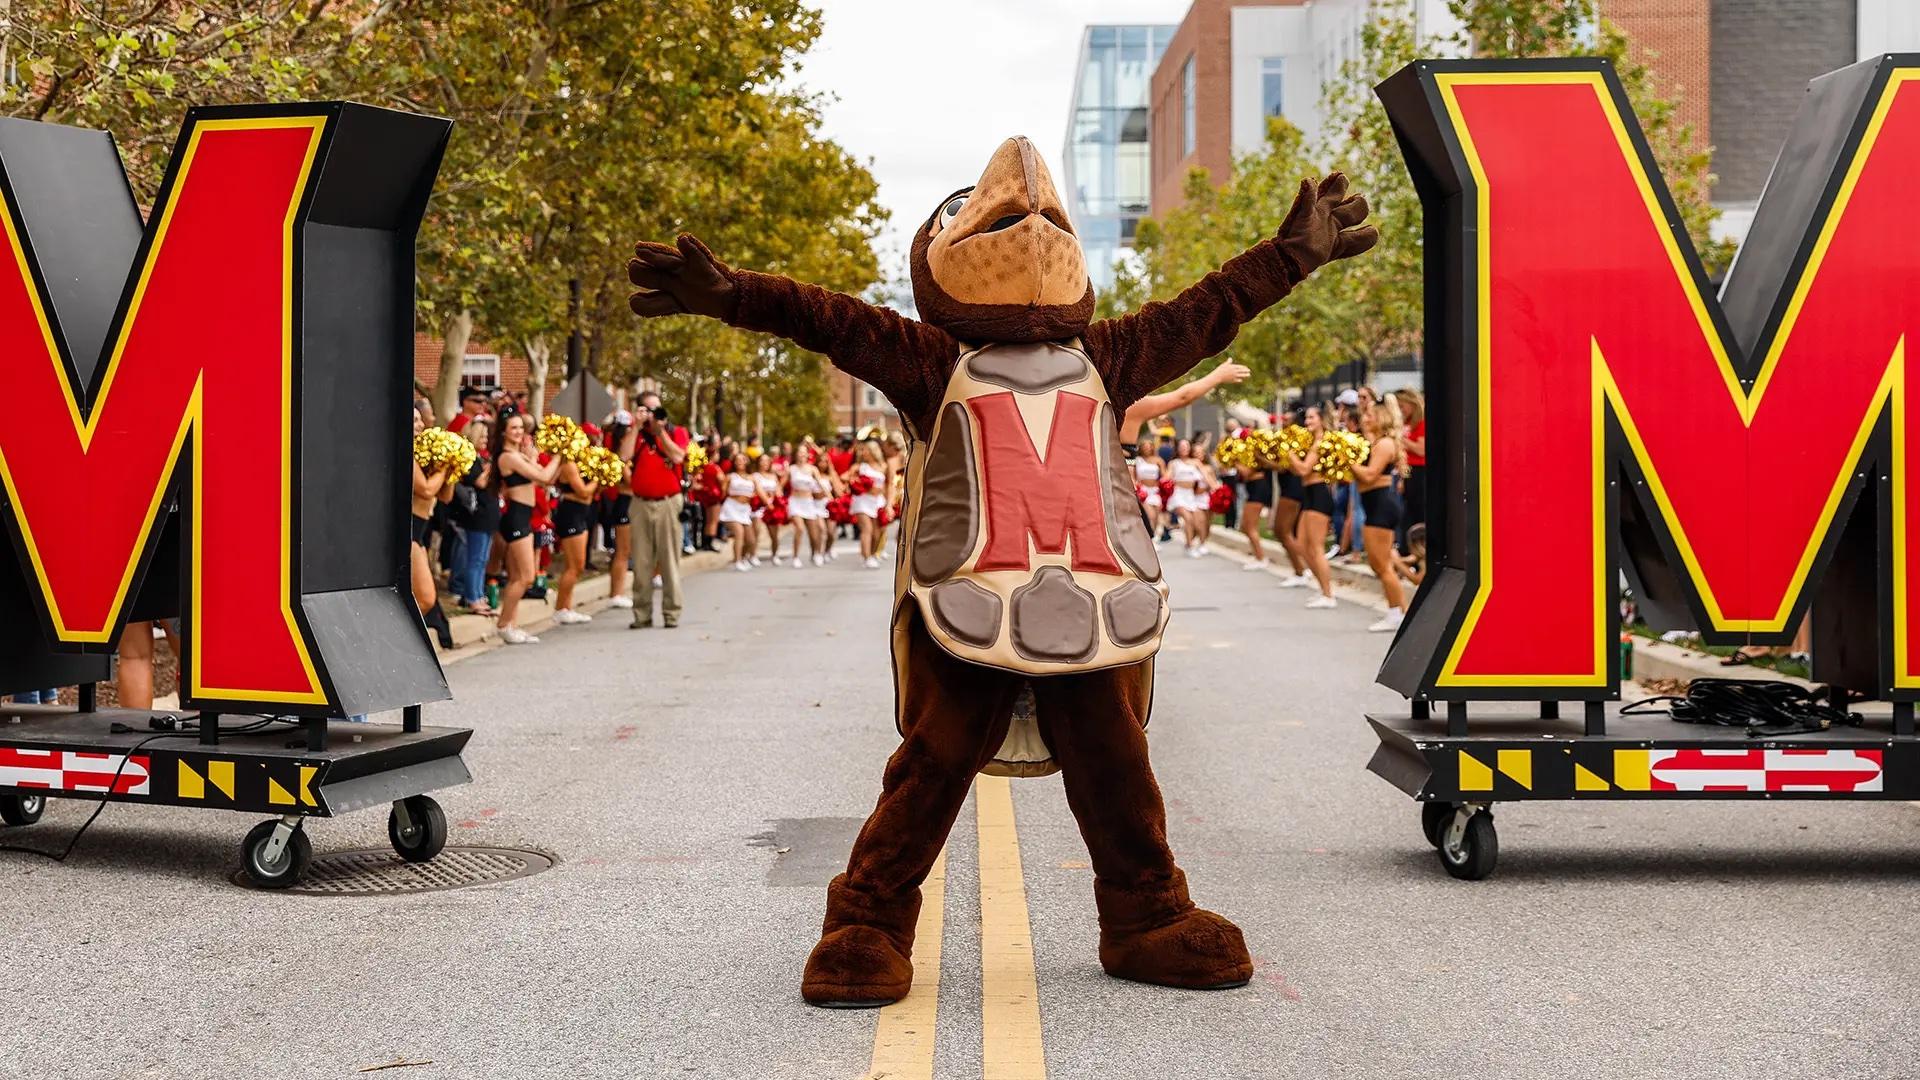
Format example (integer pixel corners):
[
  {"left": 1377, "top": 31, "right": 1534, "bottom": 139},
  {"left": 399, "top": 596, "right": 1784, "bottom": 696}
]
[{"left": 631, "top": 494, "right": 684, "bottom": 625}]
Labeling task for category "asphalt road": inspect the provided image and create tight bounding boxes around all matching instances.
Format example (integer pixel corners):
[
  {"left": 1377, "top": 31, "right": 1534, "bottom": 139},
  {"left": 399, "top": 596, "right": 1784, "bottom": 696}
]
[{"left": 5, "top": 541, "right": 1919, "bottom": 1080}]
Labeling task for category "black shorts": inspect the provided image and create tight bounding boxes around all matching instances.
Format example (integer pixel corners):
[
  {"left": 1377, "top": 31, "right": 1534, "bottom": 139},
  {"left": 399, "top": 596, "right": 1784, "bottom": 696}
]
[
  {"left": 410, "top": 514, "right": 431, "bottom": 546},
  {"left": 553, "top": 499, "right": 594, "bottom": 539},
  {"left": 1359, "top": 485, "right": 1403, "bottom": 532},
  {"left": 1301, "top": 481, "right": 1335, "bottom": 517},
  {"left": 606, "top": 494, "right": 633, "bottom": 528},
  {"left": 1276, "top": 470, "right": 1304, "bottom": 503},
  {"left": 501, "top": 501, "right": 534, "bottom": 543},
  {"left": 1240, "top": 471, "right": 1274, "bottom": 506}
]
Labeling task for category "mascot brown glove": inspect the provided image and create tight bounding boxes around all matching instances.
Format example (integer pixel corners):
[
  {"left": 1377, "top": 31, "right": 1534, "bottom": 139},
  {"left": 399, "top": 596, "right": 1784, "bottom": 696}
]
[
  {"left": 628, "top": 233, "right": 737, "bottom": 319},
  {"left": 1275, "top": 172, "right": 1378, "bottom": 279}
]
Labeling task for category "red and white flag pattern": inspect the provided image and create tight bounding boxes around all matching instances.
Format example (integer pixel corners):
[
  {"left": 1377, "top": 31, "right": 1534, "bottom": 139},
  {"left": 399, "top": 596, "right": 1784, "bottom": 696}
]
[
  {"left": 1647, "top": 748, "right": 1883, "bottom": 793},
  {"left": 0, "top": 747, "right": 150, "bottom": 795}
]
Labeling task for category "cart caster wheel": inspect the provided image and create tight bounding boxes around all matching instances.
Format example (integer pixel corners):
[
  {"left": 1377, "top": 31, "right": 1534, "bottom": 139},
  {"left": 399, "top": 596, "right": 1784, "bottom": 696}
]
[
  {"left": 388, "top": 795, "right": 447, "bottom": 863},
  {"left": 1420, "top": 801, "right": 1457, "bottom": 849},
  {"left": 0, "top": 793, "right": 45, "bottom": 826},
  {"left": 1437, "top": 807, "right": 1497, "bottom": 881},
  {"left": 241, "top": 819, "right": 312, "bottom": 889}
]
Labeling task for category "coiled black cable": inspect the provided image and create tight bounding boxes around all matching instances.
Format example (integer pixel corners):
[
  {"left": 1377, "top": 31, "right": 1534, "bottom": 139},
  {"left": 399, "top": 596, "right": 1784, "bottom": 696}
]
[{"left": 1621, "top": 677, "right": 1861, "bottom": 737}]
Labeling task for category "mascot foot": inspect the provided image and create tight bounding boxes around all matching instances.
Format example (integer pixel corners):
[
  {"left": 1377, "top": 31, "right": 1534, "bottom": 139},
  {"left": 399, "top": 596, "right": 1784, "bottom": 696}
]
[
  {"left": 801, "top": 925, "right": 914, "bottom": 1008},
  {"left": 1096, "top": 875, "right": 1252, "bottom": 990}
]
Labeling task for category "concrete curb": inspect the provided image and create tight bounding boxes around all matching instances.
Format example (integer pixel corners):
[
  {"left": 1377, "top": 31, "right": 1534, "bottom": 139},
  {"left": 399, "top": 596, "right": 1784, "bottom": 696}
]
[{"left": 438, "top": 548, "right": 733, "bottom": 667}]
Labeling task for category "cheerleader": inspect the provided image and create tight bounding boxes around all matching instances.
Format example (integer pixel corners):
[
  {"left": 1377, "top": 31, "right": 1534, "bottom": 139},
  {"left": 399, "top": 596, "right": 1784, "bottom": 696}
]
[
  {"left": 602, "top": 415, "right": 636, "bottom": 612},
  {"left": 752, "top": 455, "right": 784, "bottom": 564},
  {"left": 718, "top": 449, "right": 758, "bottom": 571},
  {"left": 848, "top": 439, "right": 888, "bottom": 568},
  {"left": 550, "top": 448, "right": 601, "bottom": 626},
  {"left": 491, "top": 412, "right": 564, "bottom": 643},
  {"left": 1269, "top": 410, "right": 1312, "bottom": 587},
  {"left": 1193, "top": 430, "right": 1220, "bottom": 552},
  {"left": 1351, "top": 401, "right": 1408, "bottom": 632},
  {"left": 1161, "top": 439, "right": 1208, "bottom": 556},
  {"left": 1287, "top": 406, "right": 1338, "bottom": 609},
  {"left": 787, "top": 441, "right": 831, "bottom": 566},
  {"left": 410, "top": 410, "right": 457, "bottom": 647},
  {"left": 1133, "top": 451, "right": 1166, "bottom": 536}
]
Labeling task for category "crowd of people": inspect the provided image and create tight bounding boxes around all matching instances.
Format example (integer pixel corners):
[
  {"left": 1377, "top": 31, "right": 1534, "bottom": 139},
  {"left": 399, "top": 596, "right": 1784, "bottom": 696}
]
[
  {"left": 407, "top": 387, "right": 916, "bottom": 650},
  {"left": 1121, "top": 361, "right": 1428, "bottom": 635}
]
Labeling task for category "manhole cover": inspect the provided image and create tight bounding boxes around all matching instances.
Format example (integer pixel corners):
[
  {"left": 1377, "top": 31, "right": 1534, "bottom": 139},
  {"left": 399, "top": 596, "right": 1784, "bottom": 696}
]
[{"left": 235, "top": 847, "right": 554, "bottom": 895}]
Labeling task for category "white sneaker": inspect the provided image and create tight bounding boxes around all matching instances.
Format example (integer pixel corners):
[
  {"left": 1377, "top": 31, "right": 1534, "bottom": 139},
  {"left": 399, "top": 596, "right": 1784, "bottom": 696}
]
[
  {"left": 500, "top": 626, "right": 538, "bottom": 644},
  {"left": 790, "top": 557, "right": 805, "bottom": 569},
  {"left": 749, "top": 557, "right": 762, "bottom": 567},
  {"left": 1185, "top": 546, "right": 1202, "bottom": 559},
  {"left": 734, "top": 561, "right": 752, "bottom": 572},
  {"left": 1305, "top": 594, "right": 1337, "bottom": 610},
  {"left": 1197, "top": 544, "right": 1211, "bottom": 556},
  {"left": 1368, "top": 609, "right": 1406, "bottom": 633},
  {"left": 561, "top": 609, "right": 594, "bottom": 625},
  {"left": 813, "top": 554, "right": 826, "bottom": 566},
  {"left": 864, "top": 556, "right": 881, "bottom": 568},
  {"left": 772, "top": 555, "right": 788, "bottom": 565},
  {"left": 1278, "top": 573, "right": 1310, "bottom": 589},
  {"left": 609, "top": 595, "right": 633, "bottom": 609},
  {"left": 1242, "top": 559, "right": 1268, "bottom": 571}
]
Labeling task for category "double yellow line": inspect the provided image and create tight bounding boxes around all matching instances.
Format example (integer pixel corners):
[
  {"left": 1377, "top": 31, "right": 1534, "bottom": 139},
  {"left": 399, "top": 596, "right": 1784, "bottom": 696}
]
[{"left": 865, "top": 775, "right": 1047, "bottom": 1079}]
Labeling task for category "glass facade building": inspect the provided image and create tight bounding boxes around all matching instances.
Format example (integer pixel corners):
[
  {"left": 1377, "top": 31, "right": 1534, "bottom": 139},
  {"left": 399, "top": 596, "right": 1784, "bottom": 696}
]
[{"left": 1063, "top": 24, "right": 1175, "bottom": 292}]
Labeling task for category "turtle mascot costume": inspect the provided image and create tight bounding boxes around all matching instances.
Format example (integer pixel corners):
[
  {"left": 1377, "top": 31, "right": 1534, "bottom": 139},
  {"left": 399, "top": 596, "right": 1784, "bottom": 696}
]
[{"left": 628, "top": 136, "right": 1375, "bottom": 1006}]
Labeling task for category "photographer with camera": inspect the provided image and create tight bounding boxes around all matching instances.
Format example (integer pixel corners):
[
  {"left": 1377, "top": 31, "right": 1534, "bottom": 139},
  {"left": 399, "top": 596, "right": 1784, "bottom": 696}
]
[{"left": 622, "top": 390, "right": 691, "bottom": 628}]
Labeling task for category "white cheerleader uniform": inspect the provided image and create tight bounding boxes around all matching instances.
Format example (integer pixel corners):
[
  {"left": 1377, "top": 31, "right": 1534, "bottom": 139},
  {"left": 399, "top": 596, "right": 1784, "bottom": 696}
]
[
  {"left": 718, "top": 472, "right": 756, "bottom": 525},
  {"left": 1166, "top": 459, "right": 1206, "bottom": 513},
  {"left": 753, "top": 472, "right": 781, "bottom": 518},
  {"left": 1134, "top": 457, "right": 1164, "bottom": 509},
  {"left": 790, "top": 467, "right": 827, "bottom": 519},
  {"left": 849, "top": 463, "right": 887, "bottom": 518}
]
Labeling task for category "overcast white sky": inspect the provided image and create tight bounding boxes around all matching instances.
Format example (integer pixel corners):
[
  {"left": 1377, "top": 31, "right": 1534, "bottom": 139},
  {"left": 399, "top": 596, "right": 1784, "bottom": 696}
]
[{"left": 797, "top": 0, "right": 1190, "bottom": 280}]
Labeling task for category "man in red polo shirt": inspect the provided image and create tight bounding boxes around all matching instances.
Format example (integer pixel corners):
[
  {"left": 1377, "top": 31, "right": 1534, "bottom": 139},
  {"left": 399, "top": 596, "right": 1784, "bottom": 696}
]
[{"left": 626, "top": 390, "right": 691, "bottom": 628}]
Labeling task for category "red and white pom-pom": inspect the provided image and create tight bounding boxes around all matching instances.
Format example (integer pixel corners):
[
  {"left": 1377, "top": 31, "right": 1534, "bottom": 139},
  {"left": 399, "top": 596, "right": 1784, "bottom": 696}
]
[
  {"left": 877, "top": 505, "right": 895, "bottom": 526},
  {"left": 850, "top": 474, "right": 875, "bottom": 495},
  {"left": 750, "top": 495, "right": 765, "bottom": 511},
  {"left": 765, "top": 496, "right": 791, "bottom": 526},
  {"left": 1208, "top": 486, "right": 1233, "bottom": 513},
  {"left": 1135, "top": 484, "right": 1150, "bottom": 504},
  {"left": 1157, "top": 478, "right": 1174, "bottom": 502},
  {"left": 826, "top": 495, "right": 853, "bottom": 524}
]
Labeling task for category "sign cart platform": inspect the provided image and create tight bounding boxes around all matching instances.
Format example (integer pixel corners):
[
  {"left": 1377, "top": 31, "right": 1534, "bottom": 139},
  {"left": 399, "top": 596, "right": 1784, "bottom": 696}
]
[
  {"left": 0, "top": 704, "right": 472, "bottom": 888},
  {"left": 1367, "top": 703, "right": 1917, "bottom": 879}
]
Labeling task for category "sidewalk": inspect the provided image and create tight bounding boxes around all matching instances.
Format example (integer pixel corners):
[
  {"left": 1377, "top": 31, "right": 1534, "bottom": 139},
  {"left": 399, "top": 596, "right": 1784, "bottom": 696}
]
[{"left": 1202, "top": 524, "right": 1812, "bottom": 692}]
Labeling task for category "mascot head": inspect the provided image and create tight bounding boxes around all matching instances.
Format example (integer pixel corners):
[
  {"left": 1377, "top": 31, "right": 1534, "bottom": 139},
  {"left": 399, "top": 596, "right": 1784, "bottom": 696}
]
[{"left": 910, "top": 136, "right": 1094, "bottom": 343}]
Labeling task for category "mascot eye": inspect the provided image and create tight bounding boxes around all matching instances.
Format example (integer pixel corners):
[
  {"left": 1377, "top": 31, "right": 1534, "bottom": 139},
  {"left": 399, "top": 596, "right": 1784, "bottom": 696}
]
[{"left": 941, "top": 196, "right": 967, "bottom": 224}]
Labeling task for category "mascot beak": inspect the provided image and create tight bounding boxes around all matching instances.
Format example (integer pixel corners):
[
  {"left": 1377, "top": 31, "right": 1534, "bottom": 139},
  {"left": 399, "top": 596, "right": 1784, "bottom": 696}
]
[{"left": 926, "top": 136, "right": 1090, "bottom": 309}]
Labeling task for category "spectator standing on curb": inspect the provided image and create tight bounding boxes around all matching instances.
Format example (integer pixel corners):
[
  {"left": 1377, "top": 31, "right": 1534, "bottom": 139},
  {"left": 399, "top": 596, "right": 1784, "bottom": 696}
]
[
  {"left": 449, "top": 419, "right": 499, "bottom": 616},
  {"left": 447, "top": 387, "right": 488, "bottom": 434},
  {"left": 626, "top": 391, "right": 689, "bottom": 629}
]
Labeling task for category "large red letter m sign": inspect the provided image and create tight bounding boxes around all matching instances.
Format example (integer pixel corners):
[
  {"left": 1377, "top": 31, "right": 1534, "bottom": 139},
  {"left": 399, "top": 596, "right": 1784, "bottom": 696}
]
[
  {"left": 0, "top": 104, "right": 451, "bottom": 714},
  {"left": 1379, "top": 56, "right": 1920, "bottom": 702}
]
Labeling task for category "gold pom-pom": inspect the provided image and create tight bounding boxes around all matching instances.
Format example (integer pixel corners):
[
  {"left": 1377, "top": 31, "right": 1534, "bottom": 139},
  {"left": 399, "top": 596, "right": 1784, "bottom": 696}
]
[
  {"left": 580, "top": 446, "right": 625, "bottom": 487},
  {"left": 1245, "top": 428, "right": 1289, "bottom": 468},
  {"left": 535, "top": 414, "right": 590, "bottom": 461},
  {"left": 684, "top": 443, "right": 708, "bottom": 472},
  {"left": 1215, "top": 436, "right": 1255, "bottom": 471},
  {"left": 1313, "top": 430, "right": 1370, "bottom": 482},
  {"left": 1276, "top": 424, "right": 1313, "bottom": 462},
  {"left": 413, "top": 427, "right": 476, "bottom": 476}
]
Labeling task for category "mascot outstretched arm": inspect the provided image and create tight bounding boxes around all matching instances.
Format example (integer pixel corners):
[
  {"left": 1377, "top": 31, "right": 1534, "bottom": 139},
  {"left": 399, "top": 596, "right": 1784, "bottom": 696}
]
[{"left": 630, "top": 136, "right": 1374, "bottom": 1007}]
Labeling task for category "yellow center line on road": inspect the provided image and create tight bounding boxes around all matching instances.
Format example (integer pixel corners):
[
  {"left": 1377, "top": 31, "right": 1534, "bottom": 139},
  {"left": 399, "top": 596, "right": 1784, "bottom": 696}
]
[
  {"left": 866, "top": 846, "right": 947, "bottom": 1080},
  {"left": 976, "top": 774, "right": 1047, "bottom": 1080}
]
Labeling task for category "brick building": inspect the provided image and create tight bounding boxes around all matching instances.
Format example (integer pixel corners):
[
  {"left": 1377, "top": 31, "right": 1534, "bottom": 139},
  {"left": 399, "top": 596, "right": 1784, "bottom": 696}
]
[
  {"left": 410, "top": 333, "right": 559, "bottom": 402},
  {"left": 1146, "top": 0, "right": 1920, "bottom": 242},
  {"left": 827, "top": 366, "right": 899, "bottom": 438}
]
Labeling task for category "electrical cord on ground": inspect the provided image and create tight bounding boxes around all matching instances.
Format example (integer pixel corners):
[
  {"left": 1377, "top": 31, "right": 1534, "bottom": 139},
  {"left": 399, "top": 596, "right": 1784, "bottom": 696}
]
[
  {"left": 1620, "top": 677, "right": 1861, "bottom": 737},
  {"left": 0, "top": 715, "right": 298, "bottom": 863}
]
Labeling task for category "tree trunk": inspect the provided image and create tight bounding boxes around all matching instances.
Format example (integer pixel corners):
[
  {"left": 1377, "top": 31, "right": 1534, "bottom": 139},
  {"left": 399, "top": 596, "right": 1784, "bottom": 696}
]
[
  {"left": 524, "top": 338, "right": 552, "bottom": 421},
  {"left": 712, "top": 375, "right": 727, "bottom": 438},
  {"left": 430, "top": 309, "right": 473, "bottom": 424},
  {"left": 688, "top": 373, "right": 702, "bottom": 432}
]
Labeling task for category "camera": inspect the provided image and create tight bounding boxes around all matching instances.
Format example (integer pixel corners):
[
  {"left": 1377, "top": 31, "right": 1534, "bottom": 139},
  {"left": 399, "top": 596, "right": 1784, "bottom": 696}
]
[{"left": 645, "top": 403, "right": 669, "bottom": 426}]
